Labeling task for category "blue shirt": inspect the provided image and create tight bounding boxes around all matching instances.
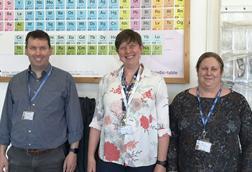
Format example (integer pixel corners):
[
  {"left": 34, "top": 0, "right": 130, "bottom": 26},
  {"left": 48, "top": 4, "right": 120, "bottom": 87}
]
[{"left": 0, "top": 64, "right": 83, "bottom": 149}]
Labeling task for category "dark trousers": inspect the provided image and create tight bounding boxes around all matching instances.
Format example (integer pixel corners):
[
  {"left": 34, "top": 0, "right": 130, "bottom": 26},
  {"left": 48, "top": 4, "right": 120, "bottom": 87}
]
[
  {"left": 7, "top": 146, "right": 65, "bottom": 172},
  {"left": 96, "top": 158, "right": 155, "bottom": 172}
]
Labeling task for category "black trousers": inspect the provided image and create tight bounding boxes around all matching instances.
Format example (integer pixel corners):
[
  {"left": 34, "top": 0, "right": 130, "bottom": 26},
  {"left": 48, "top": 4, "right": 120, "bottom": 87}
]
[{"left": 7, "top": 146, "right": 65, "bottom": 172}]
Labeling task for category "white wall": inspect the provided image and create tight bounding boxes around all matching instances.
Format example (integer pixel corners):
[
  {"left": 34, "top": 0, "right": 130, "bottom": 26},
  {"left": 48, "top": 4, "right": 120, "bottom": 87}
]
[{"left": 0, "top": 0, "right": 220, "bottom": 111}]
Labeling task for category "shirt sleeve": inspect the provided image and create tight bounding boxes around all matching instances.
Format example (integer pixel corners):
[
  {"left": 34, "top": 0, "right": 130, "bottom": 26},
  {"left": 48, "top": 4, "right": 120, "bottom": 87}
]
[
  {"left": 156, "top": 77, "right": 171, "bottom": 137},
  {"left": 65, "top": 74, "right": 83, "bottom": 144},
  {"left": 239, "top": 95, "right": 252, "bottom": 171},
  {"left": 0, "top": 81, "right": 13, "bottom": 146},
  {"left": 89, "top": 76, "right": 106, "bottom": 130}
]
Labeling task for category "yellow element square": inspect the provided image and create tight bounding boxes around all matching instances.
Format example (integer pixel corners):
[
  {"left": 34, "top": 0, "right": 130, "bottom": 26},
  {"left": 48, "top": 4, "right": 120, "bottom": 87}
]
[
  {"left": 175, "top": 19, "right": 184, "bottom": 30},
  {"left": 120, "top": 0, "right": 130, "bottom": 8},
  {"left": 152, "top": 9, "right": 163, "bottom": 20},
  {"left": 164, "top": 8, "right": 174, "bottom": 19},
  {"left": 152, "top": 0, "right": 163, "bottom": 8},
  {"left": 120, "top": 20, "right": 130, "bottom": 30},
  {"left": 120, "top": 9, "right": 130, "bottom": 20},
  {"left": 175, "top": 8, "right": 184, "bottom": 18},
  {"left": 152, "top": 20, "right": 163, "bottom": 30},
  {"left": 175, "top": 0, "right": 184, "bottom": 7},
  {"left": 164, "top": 20, "right": 174, "bottom": 30},
  {"left": 165, "top": 0, "right": 174, "bottom": 7}
]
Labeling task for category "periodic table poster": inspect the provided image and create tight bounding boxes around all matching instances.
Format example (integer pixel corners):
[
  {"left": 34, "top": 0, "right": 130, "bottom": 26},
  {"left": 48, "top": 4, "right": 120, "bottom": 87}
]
[{"left": 0, "top": 0, "right": 190, "bottom": 83}]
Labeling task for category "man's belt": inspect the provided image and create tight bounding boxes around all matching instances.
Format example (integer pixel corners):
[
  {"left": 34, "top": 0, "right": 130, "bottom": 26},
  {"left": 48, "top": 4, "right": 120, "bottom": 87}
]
[{"left": 13, "top": 145, "right": 63, "bottom": 156}]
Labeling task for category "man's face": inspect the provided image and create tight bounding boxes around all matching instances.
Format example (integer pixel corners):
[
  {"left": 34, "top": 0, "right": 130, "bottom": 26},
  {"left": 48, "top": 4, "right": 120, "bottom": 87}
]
[{"left": 25, "top": 38, "right": 52, "bottom": 71}]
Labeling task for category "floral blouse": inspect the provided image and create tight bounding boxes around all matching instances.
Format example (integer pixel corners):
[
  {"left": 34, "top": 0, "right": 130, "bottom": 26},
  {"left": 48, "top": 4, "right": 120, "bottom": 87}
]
[
  {"left": 168, "top": 89, "right": 252, "bottom": 172},
  {"left": 89, "top": 65, "right": 171, "bottom": 167}
]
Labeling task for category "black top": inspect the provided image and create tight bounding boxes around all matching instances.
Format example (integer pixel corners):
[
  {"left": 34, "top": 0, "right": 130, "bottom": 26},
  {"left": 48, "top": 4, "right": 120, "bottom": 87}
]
[{"left": 168, "top": 89, "right": 252, "bottom": 172}]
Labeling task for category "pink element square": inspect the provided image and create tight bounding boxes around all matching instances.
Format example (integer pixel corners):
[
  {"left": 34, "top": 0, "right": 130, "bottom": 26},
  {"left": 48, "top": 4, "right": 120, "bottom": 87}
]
[
  {"left": 131, "top": 20, "right": 140, "bottom": 30},
  {"left": 5, "top": 21, "right": 14, "bottom": 31},
  {"left": 5, "top": 11, "right": 14, "bottom": 20},
  {"left": 0, "top": 11, "right": 3, "bottom": 20},
  {"left": 131, "top": 0, "right": 140, "bottom": 8},
  {"left": 5, "top": 0, "right": 14, "bottom": 10},
  {"left": 131, "top": 9, "right": 140, "bottom": 20},
  {"left": 0, "top": 0, "right": 3, "bottom": 9},
  {"left": 0, "top": 22, "right": 3, "bottom": 31}
]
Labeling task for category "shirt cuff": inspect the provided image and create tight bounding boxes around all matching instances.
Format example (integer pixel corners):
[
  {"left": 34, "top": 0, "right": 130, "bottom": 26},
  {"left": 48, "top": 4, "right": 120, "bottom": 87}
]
[
  {"left": 89, "top": 121, "right": 102, "bottom": 131},
  {"left": 158, "top": 128, "right": 171, "bottom": 137}
]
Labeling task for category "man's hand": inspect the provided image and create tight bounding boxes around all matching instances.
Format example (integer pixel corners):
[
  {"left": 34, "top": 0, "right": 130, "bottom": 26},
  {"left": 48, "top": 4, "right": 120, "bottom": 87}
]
[
  {"left": 0, "top": 153, "right": 8, "bottom": 172},
  {"left": 63, "top": 152, "right": 77, "bottom": 172}
]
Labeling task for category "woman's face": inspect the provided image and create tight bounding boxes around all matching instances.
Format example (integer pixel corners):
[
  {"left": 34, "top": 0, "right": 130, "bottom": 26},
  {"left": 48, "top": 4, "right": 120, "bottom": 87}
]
[
  {"left": 197, "top": 57, "right": 223, "bottom": 89},
  {"left": 117, "top": 41, "right": 143, "bottom": 67}
]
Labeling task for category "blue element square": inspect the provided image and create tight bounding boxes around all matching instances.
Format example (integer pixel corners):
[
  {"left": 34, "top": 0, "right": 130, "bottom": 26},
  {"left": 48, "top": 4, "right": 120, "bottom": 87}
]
[
  {"left": 36, "top": 22, "right": 45, "bottom": 30},
  {"left": 35, "top": 0, "right": 44, "bottom": 9},
  {"left": 77, "top": 0, "right": 86, "bottom": 9},
  {"left": 35, "top": 11, "right": 44, "bottom": 20},
  {"left": 66, "top": 0, "right": 75, "bottom": 9},
  {"left": 25, "top": 11, "right": 34, "bottom": 20},
  {"left": 66, "top": 10, "right": 76, "bottom": 20},
  {"left": 56, "top": 21, "right": 65, "bottom": 31},
  {"left": 56, "top": 10, "right": 65, "bottom": 20},
  {"left": 45, "top": 0, "right": 54, "bottom": 9},
  {"left": 25, "top": 22, "right": 34, "bottom": 31},
  {"left": 77, "top": 10, "right": 86, "bottom": 20},
  {"left": 98, "top": 10, "right": 108, "bottom": 20},
  {"left": 88, "top": 21, "right": 97, "bottom": 31},
  {"left": 109, "top": 20, "right": 119, "bottom": 30},
  {"left": 46, "top": 21, "right": 55, "bottom": 31},
  {"left": 87, "top": 10, "right": 97, "bottom": 20},
  {"left": 77, "top": 21, "right": 86, "bottom": 31},
  {"left": 25, "top": 0, "right": 34, "bottom": 10},
  {"left": 109, "top": 10, "right": 119, "bottom": 20},
  {"left": 46, "top": 11, "right": 55, "bottom": 20},
  {"left": 98, "top": 21, "right": 108, "bottom": 31},
  {"left": 15, "top": 0, "right": 24, "bottom": 10},
  {"left": 66, "top": 21, "right": 76, "bottom": 31}
]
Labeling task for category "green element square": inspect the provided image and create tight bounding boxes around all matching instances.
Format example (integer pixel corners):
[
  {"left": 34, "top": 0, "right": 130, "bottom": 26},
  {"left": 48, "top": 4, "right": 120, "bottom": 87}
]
[
  {"left": 87, "top": 45, "right": 97, "bottom": 55},
  {"left": 56, "top": 45, "right": 66, "bottom": 55},
  {"left": 67, "top": 45, "right": 76, "bottom": 55},
  {"left": 98, "top": 45, "right": 108, "bottom": 55},
  {"left": 109, "top": 45, "right": 117, "bottom": 55},
  {"left": 77, "top": 45, "right": 86, "bottom": 55},
  {"left": 151, "top": 45, "right": 162, "bottom": 55},
  {"left": 14, "top": 45, "right": 24, "bottom": 55},
  {"left": 15, "top": 22, "right": 24, "bottom": 31},
  {"left": 142, "top": 45, "right": 151, "bottom": 55},
  {"left": 51, "top": 45, "right": 55, "bottom": 55}
]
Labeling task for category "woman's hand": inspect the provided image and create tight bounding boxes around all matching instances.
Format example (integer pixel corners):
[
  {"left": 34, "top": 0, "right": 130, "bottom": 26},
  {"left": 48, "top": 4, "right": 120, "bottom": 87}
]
[{"left": 87, "top": 156, "right": 96, "bottom": 172}]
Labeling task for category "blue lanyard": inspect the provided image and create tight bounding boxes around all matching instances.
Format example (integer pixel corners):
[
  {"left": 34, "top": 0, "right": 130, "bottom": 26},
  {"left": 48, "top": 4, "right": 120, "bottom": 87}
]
[
  {"left": 28, "top": 66, "right": 52, "bottom": 102},
  {"left": 196, "top": 88, "right": 221, "bottom": 131}
]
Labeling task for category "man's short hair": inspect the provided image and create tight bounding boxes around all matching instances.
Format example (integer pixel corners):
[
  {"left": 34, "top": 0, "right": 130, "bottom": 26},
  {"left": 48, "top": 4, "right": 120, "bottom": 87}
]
[{"left": 25, "top": 30, "right": 51, "bottom": 48}]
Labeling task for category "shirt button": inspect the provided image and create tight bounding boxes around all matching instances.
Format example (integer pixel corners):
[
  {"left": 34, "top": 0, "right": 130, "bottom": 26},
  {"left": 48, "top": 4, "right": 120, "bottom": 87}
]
[
  {"left": 28, "top": 130, "right": 31, "bottom": 133},
  {"left": 32, "top": 104, "right": 35, "bottom": 106},
  {"left": 28, "top": 144, "right": 31, "bottom": 146}
]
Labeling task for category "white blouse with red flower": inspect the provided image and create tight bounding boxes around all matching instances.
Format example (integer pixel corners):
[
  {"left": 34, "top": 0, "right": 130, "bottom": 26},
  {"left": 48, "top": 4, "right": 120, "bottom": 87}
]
[{"left": 89, "top": 65, "right": 171, "bottom": 167}]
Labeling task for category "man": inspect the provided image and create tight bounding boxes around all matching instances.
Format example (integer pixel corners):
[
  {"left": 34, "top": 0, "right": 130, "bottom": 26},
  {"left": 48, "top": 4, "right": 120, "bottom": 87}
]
[{"left": 0, "top": 30, "right": 83, "bottom": 172}]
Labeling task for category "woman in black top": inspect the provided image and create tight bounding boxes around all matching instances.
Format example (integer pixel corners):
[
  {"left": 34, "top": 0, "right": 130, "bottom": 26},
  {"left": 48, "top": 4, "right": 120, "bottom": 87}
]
[{"left": 168, "top": 52, "right": 252, "bottom": 172}]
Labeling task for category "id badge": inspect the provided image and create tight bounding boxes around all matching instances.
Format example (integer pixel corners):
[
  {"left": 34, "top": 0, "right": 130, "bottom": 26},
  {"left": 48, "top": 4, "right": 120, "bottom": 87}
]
[
  {"left": 22, "top": 111, "right": 34, "bottom": 120},
  {"left": 119, "top": 126, "right": 133, "bottom": 135},
  {"left": 195, "top": 139, "right": 212, "bottom": 153}
]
